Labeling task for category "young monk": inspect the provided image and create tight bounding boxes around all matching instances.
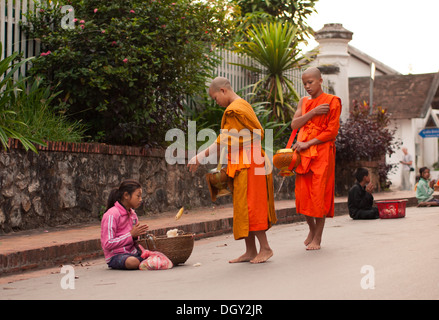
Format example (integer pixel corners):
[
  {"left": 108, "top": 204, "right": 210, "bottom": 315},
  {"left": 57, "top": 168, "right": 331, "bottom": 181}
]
[
  {"left": 291, "top": 67, "right": 342, "bottom": 250},
  {"left": 187, "top": 77, "right": 277, "bottom": 263}
]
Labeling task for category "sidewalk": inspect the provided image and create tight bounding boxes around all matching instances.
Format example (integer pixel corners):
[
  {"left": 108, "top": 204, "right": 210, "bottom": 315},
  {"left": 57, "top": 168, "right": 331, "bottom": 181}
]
[{"left": 0, "top": 190, "right": 417, "bottom": 275}]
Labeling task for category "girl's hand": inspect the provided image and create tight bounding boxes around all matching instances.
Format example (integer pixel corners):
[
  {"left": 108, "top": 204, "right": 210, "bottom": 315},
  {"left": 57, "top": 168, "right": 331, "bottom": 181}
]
[{"left": 130, "top": 223, "right": 149, "bottom": 238}]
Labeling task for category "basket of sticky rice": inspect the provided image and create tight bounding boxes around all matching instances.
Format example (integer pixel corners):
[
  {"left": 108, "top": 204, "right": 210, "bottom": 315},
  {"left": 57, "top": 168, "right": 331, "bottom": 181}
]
[{"left": 144, "top": 229, "right": 194, "bottom": 265}]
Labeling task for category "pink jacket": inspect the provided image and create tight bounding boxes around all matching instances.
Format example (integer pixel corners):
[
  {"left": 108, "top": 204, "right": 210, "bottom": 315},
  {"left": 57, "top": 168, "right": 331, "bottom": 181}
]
[{"left": 101, "top": 201, "right": 139, "bottom": 263}]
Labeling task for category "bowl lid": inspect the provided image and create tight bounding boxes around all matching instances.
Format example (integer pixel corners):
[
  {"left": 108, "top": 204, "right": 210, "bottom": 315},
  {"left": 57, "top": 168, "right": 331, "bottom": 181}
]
[{"left": 275, "top": 148, "right": 293, "bottom": 154}]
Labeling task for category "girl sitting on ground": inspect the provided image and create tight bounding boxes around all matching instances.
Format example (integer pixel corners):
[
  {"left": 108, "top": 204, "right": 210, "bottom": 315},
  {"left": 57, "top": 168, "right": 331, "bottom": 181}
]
[
  {"left": 101, "top": 179, "right": 149, "bottom": 269},
  {"left": 416, "top": 167, "right": 439, "bottom": 207}
]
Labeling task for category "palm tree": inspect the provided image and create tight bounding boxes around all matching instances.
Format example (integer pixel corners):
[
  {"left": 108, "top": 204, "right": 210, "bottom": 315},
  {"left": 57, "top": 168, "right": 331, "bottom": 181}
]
[{"left": 232, "top": 21, "right": 303, "bottom": 122}]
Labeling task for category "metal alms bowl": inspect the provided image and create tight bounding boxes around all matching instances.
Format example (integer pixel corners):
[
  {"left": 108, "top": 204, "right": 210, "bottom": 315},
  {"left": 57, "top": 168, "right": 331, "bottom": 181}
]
[{"left": 273, "top": 148, "right": 300, "bottom": 176}]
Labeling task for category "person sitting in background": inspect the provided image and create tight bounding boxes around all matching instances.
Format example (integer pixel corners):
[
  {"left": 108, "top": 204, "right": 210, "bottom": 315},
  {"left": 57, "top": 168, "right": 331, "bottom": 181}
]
[
  {"left": 348, "top": 168, "right": 379, "bottom": 219},
  {"left": 416, "top": 167, "right": 439, "bottom": 207}
]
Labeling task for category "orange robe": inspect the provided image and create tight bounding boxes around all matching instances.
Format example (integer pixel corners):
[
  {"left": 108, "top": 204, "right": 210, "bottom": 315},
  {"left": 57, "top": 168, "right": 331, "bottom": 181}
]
[
  {"left": 216, "top": 98, "right": 277, "bottom": 239},
  {"left": 294, "top": 93, "right": 342, "bottom": 218}
]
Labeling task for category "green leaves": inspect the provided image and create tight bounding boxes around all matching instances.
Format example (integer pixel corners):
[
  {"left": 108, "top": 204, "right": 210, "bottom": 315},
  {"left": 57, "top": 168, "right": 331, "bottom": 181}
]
[
  {"left": 22, "top": 0, "right": 235, "bottom": 146},
  {"left": 0, "top": 43, "right": 48, "bottom": 153},
  {"left": 234, "top": 0, "right": 318, "bottom": 43},
  {"left": 233, "top": 21, "right": 302, "bottom": 122}
]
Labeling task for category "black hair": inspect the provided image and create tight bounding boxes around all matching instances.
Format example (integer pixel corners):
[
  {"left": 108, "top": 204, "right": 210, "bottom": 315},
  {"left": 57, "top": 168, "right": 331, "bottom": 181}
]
[
  {"left": 106, "top": 179, "right": 142, "bottom": 211},
  {"left": 419, "top": 167, "right": 429, "bottom": 177},
  {"left": 355, "top": 167, "right": 369, "bottom": 183}
]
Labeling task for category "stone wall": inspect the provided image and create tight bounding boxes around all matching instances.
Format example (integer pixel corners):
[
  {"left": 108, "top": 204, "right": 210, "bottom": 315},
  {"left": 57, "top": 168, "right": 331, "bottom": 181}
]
[{"left": 0, "top": 139, "right": 295, "bottom": 234}]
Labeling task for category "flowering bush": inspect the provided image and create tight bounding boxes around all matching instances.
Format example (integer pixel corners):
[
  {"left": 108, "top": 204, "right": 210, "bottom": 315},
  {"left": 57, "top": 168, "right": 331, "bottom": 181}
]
[
  {"left": 23, "top": 0, "right": 234, "bottom": 146},
  {"left": 335, "top": 100, "right": 401, "bottom": 192},
  {"left": 336, "top": 100, "right": 400, "bottom": 162}
]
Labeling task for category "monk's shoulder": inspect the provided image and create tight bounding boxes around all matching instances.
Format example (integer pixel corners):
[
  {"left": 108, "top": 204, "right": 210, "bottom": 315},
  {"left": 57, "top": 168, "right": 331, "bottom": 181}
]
[
  {"left": 323, "top": 93, "right": 342, "bottom": 106},
  {"left": 225, "top": 99, "right": 253, "bottom": 115}
]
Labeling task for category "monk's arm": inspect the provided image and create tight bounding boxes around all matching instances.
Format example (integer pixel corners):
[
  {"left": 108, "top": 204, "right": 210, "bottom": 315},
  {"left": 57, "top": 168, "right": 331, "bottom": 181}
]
[
  {"left": 314, "top": 99, "right": 342, "bottom": 143},
  {"left": 187, "top": 141, "right": 220, "bottom": 172},
  {"left": 294, "top": 137, "right": 323, "bottom": 151},
  {"left": 199, "top": 141, "right": 221, "bottom": 162},
  {"left": 296, "top": 101, "right": 341, "bottom": 151},
  {"left": 291, "top": 99, "right": 330, "bottom": 130}
]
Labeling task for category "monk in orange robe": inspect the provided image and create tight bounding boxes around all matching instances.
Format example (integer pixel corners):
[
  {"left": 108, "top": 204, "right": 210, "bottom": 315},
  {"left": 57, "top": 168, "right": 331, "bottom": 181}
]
[
  {"left": 291, "top": 67, "right": 342, "bottom": 250},
  {"left": 188, "top": 77, "right": 276, "bottom": 263}
]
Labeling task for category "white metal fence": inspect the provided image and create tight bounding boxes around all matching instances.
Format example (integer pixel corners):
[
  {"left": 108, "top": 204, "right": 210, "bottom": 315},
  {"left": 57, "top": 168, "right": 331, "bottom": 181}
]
[{"left": 0, "top": 0, "right": 41, "bottom": 77}]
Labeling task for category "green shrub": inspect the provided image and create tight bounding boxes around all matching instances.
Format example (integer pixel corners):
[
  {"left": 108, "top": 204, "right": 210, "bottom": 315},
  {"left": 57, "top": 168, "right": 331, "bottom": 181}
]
[
  {"left": 0, "top": 43, "right": 46, "bottom": 153},
  {"left": 7, "top": 77, "right": 87, "bottom": 143},
  {"left": 22, "top": 0, "right": 235, "bottom": 146}
]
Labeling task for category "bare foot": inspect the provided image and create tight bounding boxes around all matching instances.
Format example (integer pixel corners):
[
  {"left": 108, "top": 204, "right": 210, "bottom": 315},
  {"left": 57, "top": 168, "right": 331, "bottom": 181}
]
[
  {"left": 304, "top": 231, "right": 314, "bottom": 246},
  {"left": 229, "top": 252, "right": 257, "bottom": 263},
  {"left": 306, "top": 240, "right": 321, "bottom": 250},
  {"left": 250, "top": 249, "right": 273, "bottom": 264}
]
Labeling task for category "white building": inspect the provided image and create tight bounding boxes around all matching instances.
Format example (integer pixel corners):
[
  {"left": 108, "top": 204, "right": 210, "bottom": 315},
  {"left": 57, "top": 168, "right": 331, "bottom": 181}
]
[{"left": 307, "top": 23, "right": 439, "bottom": 189}]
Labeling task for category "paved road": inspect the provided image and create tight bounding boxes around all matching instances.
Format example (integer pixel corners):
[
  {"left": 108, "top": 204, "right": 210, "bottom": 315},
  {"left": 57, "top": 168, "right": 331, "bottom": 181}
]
[{"left": 1, "top": 207, "right": 438, "bottom": 301}]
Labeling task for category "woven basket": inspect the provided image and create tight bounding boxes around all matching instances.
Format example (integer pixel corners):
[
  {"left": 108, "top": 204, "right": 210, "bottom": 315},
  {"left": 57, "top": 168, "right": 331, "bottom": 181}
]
[{"left": 144, "top": 231, "right": 194, "bottom": 265}]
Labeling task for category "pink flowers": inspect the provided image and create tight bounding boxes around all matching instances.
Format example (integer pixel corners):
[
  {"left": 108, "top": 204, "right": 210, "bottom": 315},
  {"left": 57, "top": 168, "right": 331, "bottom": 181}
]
[
  {"left": 79, "top": 19, "right": 85, "bottom": 29},
  {"left": 94, "top": 8, "right": 98, "bottom": 13},
  {"left": 130, "top": 10, "right": 135, "bottom": 13},
  {"left": 123, "top": 58, "right": 128, "bottom": 63},
  {"left": 40, "top": 51, "right": 52, "bottom": 56}
]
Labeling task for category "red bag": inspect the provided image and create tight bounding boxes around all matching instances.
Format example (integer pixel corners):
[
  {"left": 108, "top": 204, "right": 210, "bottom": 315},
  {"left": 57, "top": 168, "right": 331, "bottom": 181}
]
[{"left": 138, "top": 245, "right": 173, "bottom": 270}]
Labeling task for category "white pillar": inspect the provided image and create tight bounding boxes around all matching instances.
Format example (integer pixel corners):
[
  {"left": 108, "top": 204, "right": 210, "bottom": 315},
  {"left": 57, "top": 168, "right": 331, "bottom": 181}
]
[{"left": 312, "top": 23, "right": 353, "bottom": 122}]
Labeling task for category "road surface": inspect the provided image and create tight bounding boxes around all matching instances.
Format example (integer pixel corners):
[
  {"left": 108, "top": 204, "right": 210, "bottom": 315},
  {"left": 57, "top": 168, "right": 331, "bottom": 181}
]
[{"left": 1, "top": 207, "right": 438, "bottom": 301}]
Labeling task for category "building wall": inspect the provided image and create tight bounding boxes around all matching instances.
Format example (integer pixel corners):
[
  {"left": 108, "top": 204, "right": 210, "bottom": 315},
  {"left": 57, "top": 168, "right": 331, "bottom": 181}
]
[{"left": 348, "top": 57, "right": 387, "bottom": 78}]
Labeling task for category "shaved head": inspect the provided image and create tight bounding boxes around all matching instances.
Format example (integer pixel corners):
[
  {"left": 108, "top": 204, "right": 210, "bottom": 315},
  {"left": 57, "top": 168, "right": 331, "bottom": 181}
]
[
  {"left": 208, "top": 76, "right": 240, "bottom": 108},
  {"left": 302, "top": 67, "right": 322, "bottom": 79},
  {"left": 209, "top": 77, "right": 233, "bottom": 92},
  {"left": 302, "top": 67, "right": 323, "bottom": 98}
]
